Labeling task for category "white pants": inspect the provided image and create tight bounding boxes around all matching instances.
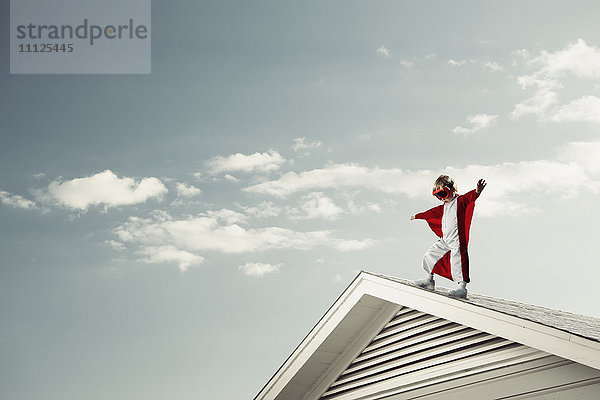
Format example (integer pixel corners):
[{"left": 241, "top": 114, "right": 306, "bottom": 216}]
[{"left": 422, "top": 239, "right": 465, "bottom": 283}]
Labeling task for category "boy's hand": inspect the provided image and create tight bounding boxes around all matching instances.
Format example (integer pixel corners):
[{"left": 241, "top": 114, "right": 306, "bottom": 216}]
[
  {"left": 410, "top": 215, "right": 416, "bottom": 220},
  {"left": 476, "top": 178, "right": 487, "bottom": 194}
]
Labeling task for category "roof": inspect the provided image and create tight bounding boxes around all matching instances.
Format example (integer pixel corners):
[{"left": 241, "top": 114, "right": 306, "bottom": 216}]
[
  {"left": 374, "top": 272, "right": 600, "bottom": 343},
  {"left": 255, "top": 270, "right": 600, "bottom": 400}
]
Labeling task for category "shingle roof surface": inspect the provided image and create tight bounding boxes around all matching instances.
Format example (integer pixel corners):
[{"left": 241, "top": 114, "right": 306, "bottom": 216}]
[{"left": 372, "top": 272, "right": 600, "bottom": 344}]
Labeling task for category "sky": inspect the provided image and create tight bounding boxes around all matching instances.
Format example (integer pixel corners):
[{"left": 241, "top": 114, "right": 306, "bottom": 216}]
[{"left": 2, "top": 1, "right": 600, "bottom": 399}]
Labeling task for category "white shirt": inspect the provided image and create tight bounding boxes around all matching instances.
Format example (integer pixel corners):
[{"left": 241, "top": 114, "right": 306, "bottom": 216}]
[{"left": 442, "top": 195, "right": 459, "bottom": 245}]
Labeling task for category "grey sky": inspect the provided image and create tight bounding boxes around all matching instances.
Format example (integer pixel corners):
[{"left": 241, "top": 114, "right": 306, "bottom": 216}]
[{"left": 2, "top": 1, "right": 600, "bottom": 399}]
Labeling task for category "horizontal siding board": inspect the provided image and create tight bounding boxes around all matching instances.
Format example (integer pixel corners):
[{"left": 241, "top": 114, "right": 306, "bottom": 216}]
[
  {"left": 358, "top": 319, "right": 458, "bottom": 355},
  {"left": 344, "top": 327, "right": 486, "bottom": 375},
  {"left": 325, "top": 338, "right": 514, "bottom": 395},
  {"left": 373, "top": 314, "right": 439, "bottom": 341},
  {"left": 384, "top": 310, "right": 424, "bottom": 328}
]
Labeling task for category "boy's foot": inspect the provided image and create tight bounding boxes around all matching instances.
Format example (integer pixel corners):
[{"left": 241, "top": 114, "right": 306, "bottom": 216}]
[
  {"left": 449, "top": 286, "right": 468, "bottom": 299},
  {"left": 414, "top": 278, "right": 435, "bottom": 291}
]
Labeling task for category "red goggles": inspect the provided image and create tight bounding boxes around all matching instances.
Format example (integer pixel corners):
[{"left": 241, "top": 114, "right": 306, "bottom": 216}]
[{"left": 433, "top": 186, "right": 452, "bottom": 200}]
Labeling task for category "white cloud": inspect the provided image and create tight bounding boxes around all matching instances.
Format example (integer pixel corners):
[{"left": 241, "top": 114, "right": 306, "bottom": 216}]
[
  {"left": 550, "top": 95, "right": 600, "bottom": 123},
  {"left": 244, "top": 153, "right": 600, "bottom": 217},
  {"left": 105, "top": 240, "right": 126, "bottom": 250},
  {"left": 452, "top": 114, "right": 498, "bottom": 135},
  {"left": 207, "top": 151, "right": 286, "bottom": 174},
  {"left": 511, "top": 39, "right": 600, "bottom": 123},
  {"left": 204, "top": 208, "right": 248, "bottom": 225},
  {"left": 138, "top": 245, "right": 204, "bottom": 273},
  {"left": 443, "top": 160, "right": 593, "bottom": 216},
  {"left": 292, "top": 137, "right": 322, "bottom": 152},
  {"left": 240, "top": 201, "right": 282, "bottom": 218},
  {"left": 483, "top": 61, "right": 504, "bottom": 72},
  {"left": 0, "top": 190, "right": 37, "bottom": 210},
  {"left": 289, "top": 192, "right": 344, "bottom": 220},
  {"left": 399, "top": 60, "right": 414, "bottom": 67},
  {"left": 524, "top": 39, "right": 600, "bottom": 80},
  {"left": 556, "top": 141, "right": 600, "bottom": 173},
  {"left": 224, "top": 174, "right": 241, "bottom": 183},
  {"left": 447, "top": 59, "right": 466, "bottom": 66},
  {"left": 42, "top": 170, "right": 167, "bottom": 211},
  {"left": 376, "top": 45, "right": 389, "bottom": 57},
  {"left": 509, "top": 84, "right": 559, "bottom": 120},
  {"left": 114, "top": 209, "right": 375, "bottom": 270},
  {"left": 245, "top": 164, "right": 434, "bottom": 198},
  {"left": 176, "top": 182, "right": 201, "bottom": 197},
  {"left": 239, "top": 262, "right": 281, "bottom": 277},
  {"left": 368, "top": 203, "right": 382, "bottom": 213}
]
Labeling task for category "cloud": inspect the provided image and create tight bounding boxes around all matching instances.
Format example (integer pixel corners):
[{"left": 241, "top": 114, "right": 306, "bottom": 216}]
[
  {"left": 240, "top": 201, "right": 282, "bottom": 218},
  {"left": 376, "top": 45, "right": 389, "bottom": 57},
  {"left": 239, "top": 262, "right": 281, "bottom": 277},
  {"left": 207, "top": 151, "right": 286, "bottom": 174},
  {"left": 523, "top": 39, "right": 600, "bottom": 80},
  {"left": 511, "top": 39, "right": 600, "bottom": 122},
  {"left": 244, "top": 152, "right": 600, "bottom": 217},
  {"left": 105, "top": 240, "right": 126, "bottom": 250},
  {"left": 447, "top": 59, "right": 467, "bottom": 66},
  {"left": 175, "top": 182, "right": 201, "bottom": 197},
  {"left": 399, "top": 60, "right": 414, "bottom": 67},
  {"left": 550, "top": 95, "right": 600, "bottom": 123},
  {"left": 483, "top": 61, "right": 504, "bottom": 72},
  {"left": 114, "top": 209, "right": 375, "bottom": 270},
  {"left": 41, "top": 170, "right": 167, "bottom": 211},
  {"left": 224, "top": 174, "right": 241, "bottom": 183},
  {"left": 443, "top": 160, "right": 593, "bottom": 216},
  {"left": 509, "top": 82, "right": 559, "bottom": 120},
  {"left": 245, "top": 164, "right": 433, "bottom": 198},
  {"left": 138, "top": 245, "right": 204, "bottom": 273},
  {"left": 204, "top": 208, "right": 248, "bottom": 225},
  {"left": 288, "top": 192, "right": 344, "bottom": 220},
  {"left": 0, "top": 190, "right": 37, "bottom": 210},
  {"left": 292, "top": 137, "right": 322, "bottom": 152},
  {"left": 452, "top": 114, "right": 498, "bottom": 135},
  {"left": 556, "top": 141, "right": 600, "bottom": 173}
]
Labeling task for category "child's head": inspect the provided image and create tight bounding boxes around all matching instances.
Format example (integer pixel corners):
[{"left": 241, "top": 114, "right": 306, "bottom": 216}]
[{"left": 433, "top": 175, "right": 457, "bottom": 201}]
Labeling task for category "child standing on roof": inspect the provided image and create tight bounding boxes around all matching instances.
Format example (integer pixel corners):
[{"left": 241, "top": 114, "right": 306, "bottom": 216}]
[{"left": 410, "top": 175, "right": 486, "bottom": 299}]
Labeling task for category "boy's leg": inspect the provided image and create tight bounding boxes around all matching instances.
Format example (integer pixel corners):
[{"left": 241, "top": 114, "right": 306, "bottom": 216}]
[
  {"left": 422, "top": 240, "right": 450, "bottom": 275},
  {"left": 416, "top": 240, "right": 449, "bottom": 290},
  {"left": 448, "top": 246, "right": 464, "bottom": 283},
  {"left": 448, "top": 247, "right": 468, "bottom": 298}
]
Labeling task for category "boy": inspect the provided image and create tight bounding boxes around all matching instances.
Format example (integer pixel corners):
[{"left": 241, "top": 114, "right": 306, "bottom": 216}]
[{"left": 410, "top": 175, "right": 486, "bottom": 298}]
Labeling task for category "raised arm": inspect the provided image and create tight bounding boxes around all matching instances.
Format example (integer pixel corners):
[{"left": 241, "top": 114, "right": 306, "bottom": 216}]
[
  {"left": 476, "top": 179, "right": 487, "bottom": 195},
  {"left": 459, "top": 178, "right": 487, "bottom": 204}
]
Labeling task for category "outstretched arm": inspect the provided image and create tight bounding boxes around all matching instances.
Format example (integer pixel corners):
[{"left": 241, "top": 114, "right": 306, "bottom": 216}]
[{"left": 411, "top": 204, "right": 444, "bottom": 221}]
